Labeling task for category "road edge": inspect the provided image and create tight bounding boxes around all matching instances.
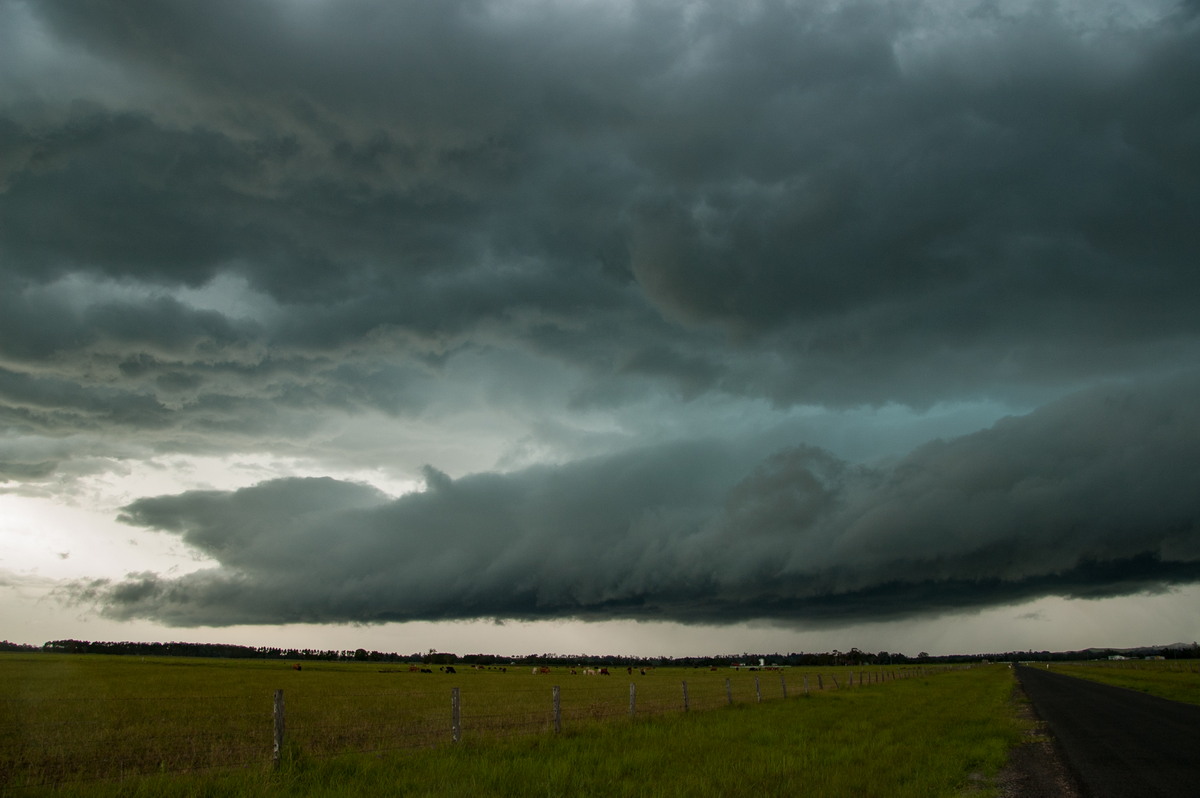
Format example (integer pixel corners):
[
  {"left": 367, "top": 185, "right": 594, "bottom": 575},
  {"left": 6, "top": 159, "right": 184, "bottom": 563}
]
[{"left": 995, "top": 668, "right": 1086, "bottom": 798}]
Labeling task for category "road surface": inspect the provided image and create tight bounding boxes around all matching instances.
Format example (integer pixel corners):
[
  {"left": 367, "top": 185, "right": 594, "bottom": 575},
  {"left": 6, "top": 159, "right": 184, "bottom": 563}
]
[{"left": 1015, "top": 665, "right": 1200, "bottom": 798}]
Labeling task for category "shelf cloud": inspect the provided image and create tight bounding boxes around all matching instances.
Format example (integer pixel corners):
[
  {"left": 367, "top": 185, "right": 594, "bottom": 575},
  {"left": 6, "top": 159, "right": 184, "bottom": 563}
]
[{"left": 65, "top": 373, "right": 1200, "bottom": 626}]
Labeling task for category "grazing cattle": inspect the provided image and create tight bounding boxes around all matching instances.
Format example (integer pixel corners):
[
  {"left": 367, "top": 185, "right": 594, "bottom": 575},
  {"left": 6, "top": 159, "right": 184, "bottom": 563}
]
[
  {"left": 445, "top": 666, "right": 456, "bottom": 674},
  {"left": 599, "top": 668, "right": 610, "bottom": 676},
  {"left": 292, "top": 664, "right": 302, "bottom": 671}
]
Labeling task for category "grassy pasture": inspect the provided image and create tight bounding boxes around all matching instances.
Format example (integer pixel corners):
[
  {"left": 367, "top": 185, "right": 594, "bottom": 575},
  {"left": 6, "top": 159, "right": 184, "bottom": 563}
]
[
  {"left": 1046, "top": 660, "right": 1200, "bottom": 705},
  {"left": 2, "top": 654, "right": 1019, "bottom": 796}
]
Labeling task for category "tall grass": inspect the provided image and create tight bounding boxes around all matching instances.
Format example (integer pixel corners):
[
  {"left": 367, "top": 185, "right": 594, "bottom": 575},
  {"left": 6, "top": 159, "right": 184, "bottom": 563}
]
[
  {"left": 4, "top": 657, "right": 1023, "bottom": 798},
  {"left": 1, "top": 653, "right": 929, "bottom": 785}
]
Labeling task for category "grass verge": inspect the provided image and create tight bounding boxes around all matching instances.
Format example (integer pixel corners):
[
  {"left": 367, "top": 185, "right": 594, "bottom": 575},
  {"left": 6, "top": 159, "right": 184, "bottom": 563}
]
[{"left": 1046, "top": 662, "right": 1200, "bottom": 705}]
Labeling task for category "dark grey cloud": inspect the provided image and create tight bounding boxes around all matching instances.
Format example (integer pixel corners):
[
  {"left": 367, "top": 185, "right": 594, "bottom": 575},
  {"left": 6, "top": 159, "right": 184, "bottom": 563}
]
[
  {"left": 68, "top": 374, "right": 1200, "bottom": 626},
  {"left": 2, "top": 0, "right": 1198, "bottom": 455}
]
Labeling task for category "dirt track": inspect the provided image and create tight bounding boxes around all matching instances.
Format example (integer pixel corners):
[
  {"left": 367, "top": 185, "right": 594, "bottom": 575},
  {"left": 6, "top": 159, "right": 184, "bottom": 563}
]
[{"left": 1015, "top": 665, "right": 1200, "bottom": 798}]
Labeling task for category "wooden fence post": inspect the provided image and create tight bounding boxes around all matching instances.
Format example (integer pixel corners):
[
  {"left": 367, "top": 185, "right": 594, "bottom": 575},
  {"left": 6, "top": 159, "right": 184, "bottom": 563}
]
[
  {"left": 682, "top": 681, "right": 690, "bottom": 712},
  {"left": 272, "top": 689, "right": 285, "bottom": 768},
  {"left": 451, "top": 687, "right": 461, "bottom": 743},
  {"left": 725, "top": 678, "right": 733, "bottom": 706},
  {"left": 817, "top": 674, "right": 823, "bottom": 690},
  {"left": 803, "top": 674, "right": 809, "bottom": 696},
  {"left": 780, "top": 673, "right": 788, "bottom": 699},
  {"left": 552, "top": 685, "right": 562, "bottom": 734},
  {"left": 629, "top": 682, "right": 636, "bottom": 717},
  {"left": 755, "top": 676, "right": 762, "bottom": 703}
]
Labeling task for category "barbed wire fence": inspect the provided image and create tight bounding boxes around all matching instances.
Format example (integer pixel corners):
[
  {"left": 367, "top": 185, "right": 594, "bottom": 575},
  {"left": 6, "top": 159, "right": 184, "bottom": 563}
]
[{"left": 2, "top": 665, "right": 957, "bottom": 791}]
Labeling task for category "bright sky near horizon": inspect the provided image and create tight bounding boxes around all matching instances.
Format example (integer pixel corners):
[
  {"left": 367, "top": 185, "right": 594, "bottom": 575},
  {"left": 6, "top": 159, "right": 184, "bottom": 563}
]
[{"left": 2, "top": 0, "right": 1199, "bottom": 658}]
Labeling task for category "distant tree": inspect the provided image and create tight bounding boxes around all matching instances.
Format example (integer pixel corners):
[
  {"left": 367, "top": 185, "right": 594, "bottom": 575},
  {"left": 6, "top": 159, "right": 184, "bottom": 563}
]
[{"left": 0, "top": 640, "right": 38, "bottom": 652}]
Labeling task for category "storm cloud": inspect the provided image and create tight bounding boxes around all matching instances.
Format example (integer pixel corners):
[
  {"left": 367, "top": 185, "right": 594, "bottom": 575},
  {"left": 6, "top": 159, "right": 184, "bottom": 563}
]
[
  {"left": 6, "top": 1, "right": 1200, "bottom": 636},
  {"left": 5, "top": 3, "right": 1200, "bottom": 424},
  {"left": 70, "top": 374, "right": 1200, "bottom": 626}
]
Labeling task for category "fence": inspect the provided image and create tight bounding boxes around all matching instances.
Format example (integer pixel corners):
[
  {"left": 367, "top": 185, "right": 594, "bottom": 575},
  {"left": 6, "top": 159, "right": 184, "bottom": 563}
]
[{"left": 1, "top": 665, "right": 956, "bottom": 790}]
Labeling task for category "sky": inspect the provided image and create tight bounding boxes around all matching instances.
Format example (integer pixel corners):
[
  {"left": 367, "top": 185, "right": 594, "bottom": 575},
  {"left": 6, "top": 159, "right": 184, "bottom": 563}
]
[{"left": 2, "top": 0, "right": 1199, "bottom": 659}]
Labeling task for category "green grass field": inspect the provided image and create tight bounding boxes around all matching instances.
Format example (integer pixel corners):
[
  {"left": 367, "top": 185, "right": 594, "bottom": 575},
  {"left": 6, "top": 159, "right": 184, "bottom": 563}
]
[
  {"left": 1047, "top": 660, "right": 1200, "bottom": 705},
  {"left": 2, "top": 654, "right": 1022, "bottom": 797}
]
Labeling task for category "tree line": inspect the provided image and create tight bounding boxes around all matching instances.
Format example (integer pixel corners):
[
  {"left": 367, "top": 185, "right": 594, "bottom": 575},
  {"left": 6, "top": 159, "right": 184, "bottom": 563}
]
[{"left": 7, "top": 639, "right": 1196, "bottom": 665}]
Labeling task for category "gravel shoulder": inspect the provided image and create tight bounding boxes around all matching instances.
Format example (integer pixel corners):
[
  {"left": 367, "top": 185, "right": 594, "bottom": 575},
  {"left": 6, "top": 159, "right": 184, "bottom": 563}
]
[{"left": 995, "top": 674, "right": 1084, "bottom": 798}]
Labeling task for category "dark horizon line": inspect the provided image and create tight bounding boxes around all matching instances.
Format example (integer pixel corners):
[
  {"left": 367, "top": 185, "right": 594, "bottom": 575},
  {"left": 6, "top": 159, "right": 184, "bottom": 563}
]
[{"left": 6, "top": 638, "right": 1197, "bottom": 665}]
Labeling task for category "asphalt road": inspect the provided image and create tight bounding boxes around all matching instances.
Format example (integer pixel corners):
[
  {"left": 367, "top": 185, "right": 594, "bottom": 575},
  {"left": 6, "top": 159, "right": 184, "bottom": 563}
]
[{"left": 1015, "top": 665, "right": 1200, "bottom": 798}]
